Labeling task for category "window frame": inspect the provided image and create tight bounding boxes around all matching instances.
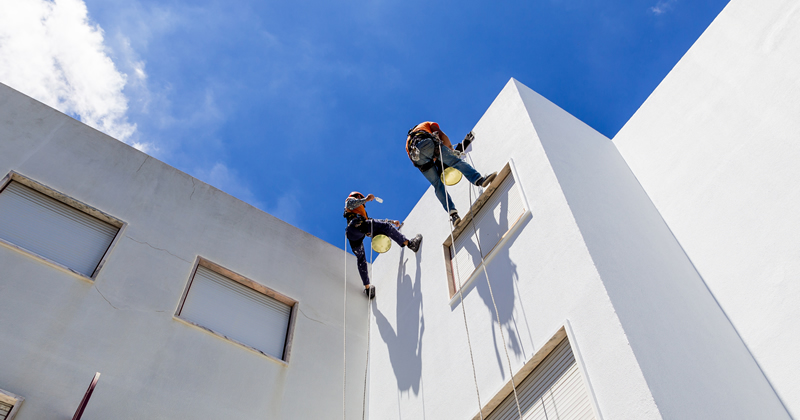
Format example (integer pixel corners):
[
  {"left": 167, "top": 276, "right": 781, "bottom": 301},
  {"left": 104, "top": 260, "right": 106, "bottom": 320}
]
[
  {"left": 0, "top": 388, "right": 24, "bottom": 420},
  {"left": 0, "top": 171, "right": 126, "bottom": 282},
  {"left": 443, "top": 160, "right": 531, "bottom": 301},
  {"left": 175, "top": 257, "right": 299, "bottom": 365},
  {"left": 474, "top": 323, "right": 603, "bottom": 420}
]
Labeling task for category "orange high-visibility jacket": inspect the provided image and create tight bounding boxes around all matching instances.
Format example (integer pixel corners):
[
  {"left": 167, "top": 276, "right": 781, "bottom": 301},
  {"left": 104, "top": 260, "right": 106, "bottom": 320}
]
[{"left": 406, "top": 121, "right": 441, "bottom": 159}]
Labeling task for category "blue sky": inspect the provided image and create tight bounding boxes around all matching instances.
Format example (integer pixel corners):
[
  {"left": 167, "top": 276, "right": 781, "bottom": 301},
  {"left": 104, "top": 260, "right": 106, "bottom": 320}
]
[{"left": 0, "top": 0, "right": 729, "bottom": 249}]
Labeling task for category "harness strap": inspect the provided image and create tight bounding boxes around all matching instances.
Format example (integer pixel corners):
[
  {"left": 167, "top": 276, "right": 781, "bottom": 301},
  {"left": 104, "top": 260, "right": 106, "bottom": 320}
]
[{"left": 408, "top": 129, "right": 443, "bottom": 172}]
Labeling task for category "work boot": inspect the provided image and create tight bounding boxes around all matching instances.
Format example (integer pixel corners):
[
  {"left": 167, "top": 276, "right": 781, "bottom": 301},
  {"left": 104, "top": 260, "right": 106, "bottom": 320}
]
[
  {"left": 407, "top": 234, "right": 423, "bottom": 252},
  {"left": 363, "top": 285, "right": 376, "bottom": 299},
  {"left": 450, "top": 211, "right": 461, "bottom": 227},
  {"left": 477, "top": 172, "right": 497, "bottom": 188}
]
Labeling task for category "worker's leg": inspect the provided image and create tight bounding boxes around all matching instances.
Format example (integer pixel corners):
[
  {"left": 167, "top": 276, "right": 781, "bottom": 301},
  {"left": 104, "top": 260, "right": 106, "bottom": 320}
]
[
  {"left": 417, "top": 138, "right": 457, "bottom": 212},
  {"left": 370, "top": 219, "right": 408, "bottom": 246},
  {"left": 422, "top": 165, "right": 456, "bottom": 212},
  {"left": 440, "top": 146, "right": 482, "bottom": 185},
  {"left": 346, "top": 227, "right": 370, "bottom": 286}
]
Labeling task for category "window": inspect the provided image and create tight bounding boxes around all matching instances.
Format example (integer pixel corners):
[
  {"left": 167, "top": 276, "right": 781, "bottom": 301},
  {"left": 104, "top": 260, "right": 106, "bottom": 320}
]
[
  {"left": 0, "top": 173, "right": 123, "bottom": 279},
  {"left": 0, "top": 388, "right": 23, "bottom": 420},
  {"left": 176, "top": 259, "right": 298, "bottom": 363},
  {"left": 444, "top": 162, "right": 529, "bottom": 298},
  {"left": 484, "top": 331, "right": 596, "bottom": 420}
]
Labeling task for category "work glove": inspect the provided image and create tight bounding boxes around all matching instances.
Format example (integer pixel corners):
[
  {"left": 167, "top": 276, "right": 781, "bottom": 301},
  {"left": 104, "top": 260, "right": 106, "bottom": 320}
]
[{"left": 455, "top": 131, "right": 475, "bottom": 153}]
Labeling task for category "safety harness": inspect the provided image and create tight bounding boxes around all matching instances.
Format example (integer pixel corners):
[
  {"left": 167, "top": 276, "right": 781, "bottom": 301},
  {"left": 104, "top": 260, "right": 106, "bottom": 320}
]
[
  {"left": 343, "top": 192, "right": 369, "bottom": 229},
  {"left": 406, "top": 127, "right": 442, "bottom": 173}
]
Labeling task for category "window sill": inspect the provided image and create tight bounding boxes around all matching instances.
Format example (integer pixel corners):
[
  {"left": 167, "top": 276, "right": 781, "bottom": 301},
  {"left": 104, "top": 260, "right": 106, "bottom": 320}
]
[
  {"left": 447, "top": 208, "right": 531, "bottom": 306},
  {"left": 0, "top": 238, "right": 95, "bottom": 284},
  {"left": 173, "top": 315, "right": 290, "bottom": 367}
]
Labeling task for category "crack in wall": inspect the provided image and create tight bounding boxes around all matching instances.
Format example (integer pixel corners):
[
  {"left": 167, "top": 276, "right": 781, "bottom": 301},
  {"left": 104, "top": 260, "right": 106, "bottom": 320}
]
[
  {"left": 299, "top": 308, "right": 328, "bottom": 326},
  {"left": 94, "top": 286, "right": 120, "bottom": 310},
  {"left": 94, "top": 285, "right": 167, "bottom": 313},
  {"left": 190, "top": 178, "right": 197, "bottom": 201},
  {"left": 125, "top": 235, "right": 193, "bottom": 263},
  {"left": 136, "top": 156, "right": 149, "bottom": 173}
]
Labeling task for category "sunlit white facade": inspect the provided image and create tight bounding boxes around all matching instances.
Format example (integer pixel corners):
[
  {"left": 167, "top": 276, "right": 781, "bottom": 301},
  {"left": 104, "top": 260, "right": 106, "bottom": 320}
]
[{"left": 0, "top": 0, "right": 797, "bottom": 418}]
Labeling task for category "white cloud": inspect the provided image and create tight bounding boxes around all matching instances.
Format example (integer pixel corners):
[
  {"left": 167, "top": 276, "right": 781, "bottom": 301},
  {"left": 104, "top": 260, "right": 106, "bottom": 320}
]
[
  {"left": 649, "top": 0, "right": 677, "bottom": 15},
  {"left": 0, "top": 0, "right": 142, "bottom": 146}
]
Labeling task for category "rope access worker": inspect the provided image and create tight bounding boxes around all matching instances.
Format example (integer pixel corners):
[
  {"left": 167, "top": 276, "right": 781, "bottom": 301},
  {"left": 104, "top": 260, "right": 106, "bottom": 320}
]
[
  {"left": 406, "top": 121, "right": 497, "bottom": 226},
  {"left": 344, "top": 191, "right": 423, "bottom": 299}
]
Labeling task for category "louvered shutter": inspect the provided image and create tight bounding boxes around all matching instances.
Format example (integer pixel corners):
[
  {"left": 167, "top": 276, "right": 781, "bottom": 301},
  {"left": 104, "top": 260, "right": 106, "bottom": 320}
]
[
  {"left": 487, "top": 339, "right": 595, "bottom": 420},
  {"left": 451, "top": 174, "right": 527, "bottom": 285},
  {"left": 179, "top": 266, "right": 292, "bottom": 360},
  {"left": 0, "top": 182, "right": 119, "bottom": 277},
  {"left": 0, "top": 400, "right": 12, "bottom": 420}
]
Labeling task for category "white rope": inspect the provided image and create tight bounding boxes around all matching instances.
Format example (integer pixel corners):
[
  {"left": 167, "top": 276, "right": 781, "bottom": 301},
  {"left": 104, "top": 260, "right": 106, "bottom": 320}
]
[
  {"left": 344, "top": 220, "right": 376, "bottom": 420},
  {"left": 343, "top": 234, "right": 349, "bottom": 420},
  {"left": 440, "top": 142, "right": 485, "bottom": 420},
  {"left": 362, "top": 221, "right": 374, "bottom": 420},
  {"left": 466, "top": 169, "right": 524, "bottom": 420}
]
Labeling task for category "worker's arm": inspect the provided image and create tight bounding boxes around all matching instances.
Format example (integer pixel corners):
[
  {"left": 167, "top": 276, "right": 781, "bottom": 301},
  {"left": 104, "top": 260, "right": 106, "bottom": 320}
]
[
  {"left": 427, "top": 122, "right": 454, "bottom": 150},
  {"left": 435, "top": 130, "right": 454, "bottom": 150},
  {"left": 345, "top": 196, "right": 372, "bottom": 211}
]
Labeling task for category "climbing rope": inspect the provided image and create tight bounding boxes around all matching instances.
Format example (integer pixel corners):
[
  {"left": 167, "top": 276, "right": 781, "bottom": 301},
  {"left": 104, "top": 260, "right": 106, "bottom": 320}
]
[
  {"left": 343, "top": 234, "right": 348, "bottom": 420},
  {"left": 342, "top": 233, "right": 347, "bottom": 420},
  {"left": 362, "top": 221, "right": 375, "bottom": 420},
  {"left": 343, "top": 221, "right": 376, "bottom": 420},
  {"left": 465, "top": 161, "right": 524, "bottom": 419},
  {"left": 439, "top": 142, "right": 485, "bottom": 420},
  {"left": 448, "top": 141, "right": 524, "bottom": 419}
]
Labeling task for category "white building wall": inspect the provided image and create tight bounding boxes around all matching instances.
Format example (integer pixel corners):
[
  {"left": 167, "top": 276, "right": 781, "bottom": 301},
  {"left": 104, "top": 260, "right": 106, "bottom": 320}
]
[
  {"left": 368, "top": 75, "right": 790, "bottom": 420},
  {"left": 516, "top": 79, "right": 788, "bottom": 419},
  {"left": 367, "top": 80, "right": 660, "bottom": 420},
  {"left": 613, "top": 0, "right": 800, "bottom": 416},
  {"left": 0, "top": 83, "right": 368, "bottom": 419}
]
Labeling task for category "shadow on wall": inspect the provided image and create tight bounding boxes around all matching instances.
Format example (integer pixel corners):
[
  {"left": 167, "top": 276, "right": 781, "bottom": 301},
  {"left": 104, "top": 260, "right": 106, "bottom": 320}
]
[
  {"left": 374, "top": 247, "right": 425, "bottom": 396},
  {"left": 460, "top": 184, "right": 530, "bottom": 377}
]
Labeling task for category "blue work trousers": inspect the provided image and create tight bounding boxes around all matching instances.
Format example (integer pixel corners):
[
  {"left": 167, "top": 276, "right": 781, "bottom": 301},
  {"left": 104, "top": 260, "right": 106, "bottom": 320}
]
[
  {"left": 416, "top": 138, "right": 482, "bottom": 213},
  {"left": 346, "top": 219, "right": 408, "bottom": 286}
]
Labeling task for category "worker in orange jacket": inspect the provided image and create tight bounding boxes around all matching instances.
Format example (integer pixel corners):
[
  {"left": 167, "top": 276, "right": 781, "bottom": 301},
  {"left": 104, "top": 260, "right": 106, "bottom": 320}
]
[
  {"left": 344, "top": 191, "right": 422, "bottom": 299},
  {"left": 406, "top": 121, "right": 496, "bottom": 226}
]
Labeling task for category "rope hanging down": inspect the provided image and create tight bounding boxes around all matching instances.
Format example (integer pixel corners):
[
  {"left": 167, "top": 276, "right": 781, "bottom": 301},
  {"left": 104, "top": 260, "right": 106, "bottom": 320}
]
[
  {"left": 362, "top": 223, "right": 374, "bottom": 420},
  {"left": 465, "top": 151, "right": 523, "bottom": 419},
  {"left": 439, "top": 142, "right": 486, "bottom": 420},
  {"left": 342, "top": 223, "right": 375, "bottom": 420},
  {"left": 343, "top": 235, "right": 348, "bottom": 420},
  {"left": 444, "top": 142, "right": 523, "bottom": 420}
]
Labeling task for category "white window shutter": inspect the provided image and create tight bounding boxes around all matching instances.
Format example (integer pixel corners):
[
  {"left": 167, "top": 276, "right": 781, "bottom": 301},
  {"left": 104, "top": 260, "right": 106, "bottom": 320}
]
[
  {"left": 0, "top": 182, "right": 119, "bottom": 277},
  {"left": 179, "top": 266, "right": 292, "bottom": 360},
  {"left": 0, "top": 400, "right": 12, "bottom": 420},
  {"left": 487, "top": 339, "right": 595, "bottom": 420}
]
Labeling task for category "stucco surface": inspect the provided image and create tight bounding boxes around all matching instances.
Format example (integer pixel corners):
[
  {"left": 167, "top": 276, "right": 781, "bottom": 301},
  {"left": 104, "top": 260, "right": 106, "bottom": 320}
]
[
  {"left": 516, "top": 79, "right": 789, "bottom": 419},
  {"left": 613, "top": 0, "right": 800, "bottom": 415},
  {"left": 367, "top": 80, "right": 659, "bottom": 420},
  {"left": 0, "top": 83, "right": 369, "bottom": 419}
]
